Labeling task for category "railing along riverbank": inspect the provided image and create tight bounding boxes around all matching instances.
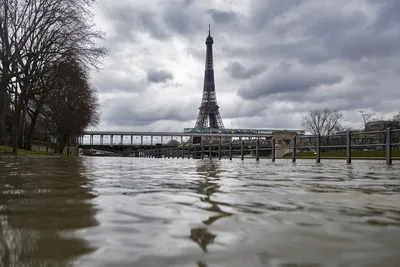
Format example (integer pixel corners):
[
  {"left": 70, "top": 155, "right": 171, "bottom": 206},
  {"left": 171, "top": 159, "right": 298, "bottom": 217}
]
[{"left": 137, "top": 128, "right": 400, "bottom": 165}]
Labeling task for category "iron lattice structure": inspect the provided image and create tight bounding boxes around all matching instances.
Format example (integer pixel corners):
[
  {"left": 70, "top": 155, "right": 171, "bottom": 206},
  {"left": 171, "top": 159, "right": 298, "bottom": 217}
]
[{"left": 194, "top": 26, "right": 225, "bottom": 129}]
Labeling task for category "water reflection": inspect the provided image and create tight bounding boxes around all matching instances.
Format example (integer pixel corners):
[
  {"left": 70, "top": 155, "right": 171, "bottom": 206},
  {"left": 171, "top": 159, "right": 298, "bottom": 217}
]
[
  {"left": 1, "top": 157, "right": 400, "bottom": 266},
  {"left": 0, "top": 157, "right": 98, "bottom": 267},
  {"left": 190, "top": 161, "right": 232, "bottom": 252}
]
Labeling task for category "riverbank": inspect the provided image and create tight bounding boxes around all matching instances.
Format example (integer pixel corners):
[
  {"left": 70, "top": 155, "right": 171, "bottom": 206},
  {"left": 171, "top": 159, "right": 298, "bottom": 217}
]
[
  {"left": 283, "top": 150, "right": 400, "bottom": 159},
  {"left": 0, "top": 145, "right": 69, "bottom": 157}
]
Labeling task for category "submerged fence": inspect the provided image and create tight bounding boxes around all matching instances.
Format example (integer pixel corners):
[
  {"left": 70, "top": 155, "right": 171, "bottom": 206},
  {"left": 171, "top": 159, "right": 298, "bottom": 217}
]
[{"left": 139, "top": 128, "right": 400, "bottom": 165}]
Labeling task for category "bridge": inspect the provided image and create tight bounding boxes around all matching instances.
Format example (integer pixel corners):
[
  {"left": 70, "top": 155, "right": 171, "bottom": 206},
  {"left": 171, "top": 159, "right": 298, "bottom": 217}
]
[
  {"left": 76, "top": 128, "right": 400, "bottom": 165},
  {"left": 77, "top": 130, "right": 299, "bottom": 158}
]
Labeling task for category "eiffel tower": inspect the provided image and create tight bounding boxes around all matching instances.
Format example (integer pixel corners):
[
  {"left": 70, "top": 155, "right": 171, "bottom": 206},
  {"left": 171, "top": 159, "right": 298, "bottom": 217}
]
[{"left": 194, "top": 25, "right": 225, "bottom": 129}]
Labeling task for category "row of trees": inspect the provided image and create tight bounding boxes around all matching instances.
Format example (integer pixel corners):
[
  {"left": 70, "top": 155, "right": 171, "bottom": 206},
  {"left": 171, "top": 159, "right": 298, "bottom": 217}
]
[
  {"left": 301, "top": 109, "right": 400, "bottom": 136},
  {"left": 0, "top": 0, "right": 107, "bottom": 154}
]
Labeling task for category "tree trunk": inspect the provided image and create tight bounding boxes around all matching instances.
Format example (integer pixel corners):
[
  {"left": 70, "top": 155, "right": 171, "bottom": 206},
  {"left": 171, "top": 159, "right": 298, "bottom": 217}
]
[
  {"left": 56, "top": 134, "right": 68, "bottom": 154},
  {"left": 18, "top": 107, "right": 25, "bottom": 149},
  {"left": 0, "top": 78, "right": 8, "bottom": 146},
  {"left": 8, "top": 95, "right": 23, "bottom": 154},
  {"left": 25, "top": 111, "right": 40, "bottom": 150}
]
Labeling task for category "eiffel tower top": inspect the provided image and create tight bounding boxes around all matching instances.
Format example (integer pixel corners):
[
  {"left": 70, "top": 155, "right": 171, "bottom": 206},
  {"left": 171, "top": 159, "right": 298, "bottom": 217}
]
[{"left": 206, "top": 24, "right": 213, "bottom": 44}]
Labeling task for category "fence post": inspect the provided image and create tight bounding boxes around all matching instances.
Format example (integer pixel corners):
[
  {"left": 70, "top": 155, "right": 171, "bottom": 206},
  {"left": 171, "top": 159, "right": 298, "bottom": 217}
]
[
  {"left": 292, "top": 136, "right": 296, "bottom": 163},
  {"left": 271, "top": 138, "right": 275, "bottom": 162},
  {"left": 209, "top": 143, "right": 212, "bottom": 159},
  {"left": 201, "top": 137, "right": 204, "bottom": 160},
  {"left": 316, "top": 134, "right": 321, "bottom": 163},
  {"left": 346, "top": 131, "right": 351, "bottom": 164},
  {"left": 386, "top": 128, "right": 392, "bottom": 165},
  {"left": 219, "top": 137, "right": 222, "bottom": 160},
  {"left": 241, "top": 140, "right": 245, "bottom": 160},
  {"left": 229, "top": 141, "right": 233, "bottom": 160},
  {"left": 181, "top": 136, "right": 184, "bottom": 159},
  {"left": 256, "top": 138, "right": 260, "bottom": 161}
]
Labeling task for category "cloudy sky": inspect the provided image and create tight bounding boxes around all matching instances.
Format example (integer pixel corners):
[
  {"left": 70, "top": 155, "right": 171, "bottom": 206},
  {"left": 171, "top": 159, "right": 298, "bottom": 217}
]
[{"left": 89, "top": 0, "right": 400, "bottom": 132}]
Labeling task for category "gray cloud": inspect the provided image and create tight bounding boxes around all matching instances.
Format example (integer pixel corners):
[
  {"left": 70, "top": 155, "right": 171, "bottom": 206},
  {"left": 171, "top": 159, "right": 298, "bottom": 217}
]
[
  {"left": 100, "top": 93, "right": 198, "bottom": 128},
  {"left": 222, "top": 1, "right": 400, "bottom": 65},
  {"left": 248, "top": 0, "right": 306, "bottom": 33},
  {"left": 207, "top": 9, "right": 237, "bottom": 24},
  {"left": 102, "top": 6, "right": 167, "bottom": 42},
  {"left": 224, "top": 61, "right": 266, "bottom": 79},
  {"left": 238, "top": 63, "right": 342, "bottom": 100},
  {"left": 147, "top": 70, "right": 173, "bottom": 84},
  {"left": 91, "top": 0, "right": 400, "bottom": 131}
]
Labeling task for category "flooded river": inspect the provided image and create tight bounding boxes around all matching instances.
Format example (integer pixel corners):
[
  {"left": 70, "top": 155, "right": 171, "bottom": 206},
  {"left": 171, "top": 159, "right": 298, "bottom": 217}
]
[{"left": 1, "top": 157, "right": 400, "bottom": 267}]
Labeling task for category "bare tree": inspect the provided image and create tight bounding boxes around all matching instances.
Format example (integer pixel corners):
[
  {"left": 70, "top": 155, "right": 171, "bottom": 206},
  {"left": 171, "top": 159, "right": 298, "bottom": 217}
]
[
  {"left": 301, "top": 109, "right": 343, "bottom": 136},
  {"left": 0, "top": 0, "right": 106, "bottom": 153},
  {"left": 393, "top": 112, "right": 400, "bottom": 122},
  {"left": 42, "top": 58, "right": 99, "bottom": 153},
  {"left": 358, "top": 110, "right": 375, "bottom": 130},
  {"left": 391, "top": 112, "right": 400, "bottom": 128}
]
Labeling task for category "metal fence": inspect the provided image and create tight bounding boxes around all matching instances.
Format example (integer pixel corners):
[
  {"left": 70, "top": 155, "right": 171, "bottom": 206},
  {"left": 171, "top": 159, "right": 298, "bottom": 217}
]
[{"left": 138, "top": 128, "right": 400, "bottom": 165}]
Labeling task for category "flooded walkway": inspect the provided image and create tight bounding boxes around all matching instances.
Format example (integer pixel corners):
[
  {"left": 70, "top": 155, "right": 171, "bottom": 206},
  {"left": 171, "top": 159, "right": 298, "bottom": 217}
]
[{"left": 1, "top": 157, "right": 400, "bottom": 266}]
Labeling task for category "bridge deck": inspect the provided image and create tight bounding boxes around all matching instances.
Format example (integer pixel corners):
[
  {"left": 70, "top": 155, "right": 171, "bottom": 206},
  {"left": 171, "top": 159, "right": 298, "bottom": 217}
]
[{"left": 81, "top": 131, "right": 273, "bottom": 137}]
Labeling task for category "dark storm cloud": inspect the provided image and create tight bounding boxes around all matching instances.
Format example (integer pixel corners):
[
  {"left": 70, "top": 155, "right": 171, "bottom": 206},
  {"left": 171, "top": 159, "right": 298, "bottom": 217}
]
[
  {"left": 305, "top": 8, "right": 400, "bottom": 61},
  {"left": 224, "top": 61, "right": 266, "bottom": 79},
  {"left": 221, "top": 1, "right": 400, "bottom": 65},
  {"left": 100, "top": 1, "right": 204, "bottom": 43},
  {"left": 147, "top": 70, "right": 173, "bottom": 84},
  {"left": 93, "top": 0, "right": 400, "bottom": 130},
  {"left": 207, "top": 9, "right": 237, "bottom": 24},
  {"left": 102, "top": 5, "right": 168, "bottom": 42},
  {"left": 237, "top": 63, "right": 342, "bottom": 100},
  {"left": 368, "top": 0, "right": 400, "bottom": 30},
  {"left": 248, "top": 0, "right": 306, "bottom": 32},
  {"left": 163, "top": 4, "right": 202, "bottom": 36}
]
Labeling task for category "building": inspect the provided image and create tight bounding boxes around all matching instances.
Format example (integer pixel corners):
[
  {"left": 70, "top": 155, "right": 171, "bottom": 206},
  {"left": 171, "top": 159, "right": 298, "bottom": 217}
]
[{"left": 365, "top": 120, "right": 399, "bottom": 131}]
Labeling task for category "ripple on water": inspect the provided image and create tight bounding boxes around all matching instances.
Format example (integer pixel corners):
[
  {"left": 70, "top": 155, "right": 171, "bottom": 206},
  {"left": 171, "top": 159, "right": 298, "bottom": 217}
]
[{"left": 1, "top": 157, "right": 400, "bottom": 267}]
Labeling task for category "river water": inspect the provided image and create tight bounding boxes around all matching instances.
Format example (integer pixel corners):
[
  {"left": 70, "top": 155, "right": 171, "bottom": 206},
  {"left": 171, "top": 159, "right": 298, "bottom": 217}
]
[{"left": 0, "top": 157, "right": 400, "bottom": 267}]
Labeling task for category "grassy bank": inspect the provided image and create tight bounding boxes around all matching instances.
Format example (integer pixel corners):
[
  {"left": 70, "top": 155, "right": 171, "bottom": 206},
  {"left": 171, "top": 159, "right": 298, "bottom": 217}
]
[
  {"left": 0, "top": 145, "right": 69, "bottom": 157},
  {"left": 284, "top": 150, "right": 400, "bottom": 159}
]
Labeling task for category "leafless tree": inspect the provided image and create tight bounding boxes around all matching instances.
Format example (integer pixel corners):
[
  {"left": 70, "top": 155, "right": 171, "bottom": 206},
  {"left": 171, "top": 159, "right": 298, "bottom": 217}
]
[
  {"left": 358, "top": 110, "right": 375, "bottom": 130},
  {"left": 392, "top": 112, "right": 400, "bottom": 125},
  {"left": 0, "top": 0, "right": 106, "bottom": 153},
  {"left": 301, "top": 108, "right": 343, "bottom": 136},
  {"left": 42, "top": 58, "right": 99, "bottom": 154}
]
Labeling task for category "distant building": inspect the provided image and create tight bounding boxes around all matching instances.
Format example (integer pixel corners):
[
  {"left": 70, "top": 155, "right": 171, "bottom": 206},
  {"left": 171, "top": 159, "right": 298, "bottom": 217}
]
[{"left": 365, "top": 120, "right": 399, "bottom": 131}]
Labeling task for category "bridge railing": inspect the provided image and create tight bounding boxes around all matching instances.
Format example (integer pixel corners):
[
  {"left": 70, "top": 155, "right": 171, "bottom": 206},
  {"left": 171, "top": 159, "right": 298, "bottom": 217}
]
[
  {"left": 284, "top": 128, "right": 400, "bottom": 165},
  {"left": 78, "top": 128, "right": 400, "bottom": 165},
  {"left": 128, "top": 128, "right": 399, "bottom": 165}
]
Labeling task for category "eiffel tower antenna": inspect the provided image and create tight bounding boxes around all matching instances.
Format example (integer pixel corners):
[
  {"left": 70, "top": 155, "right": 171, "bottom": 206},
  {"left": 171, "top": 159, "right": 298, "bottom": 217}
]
[{"left": 194, "top": 25, "right": 225, "bottom": 129}]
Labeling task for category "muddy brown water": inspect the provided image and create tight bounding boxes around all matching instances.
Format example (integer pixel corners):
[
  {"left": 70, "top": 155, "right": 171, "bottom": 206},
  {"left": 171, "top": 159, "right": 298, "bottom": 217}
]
[{"left": 1, "top": 157, "right": 400, "bottom": 267}]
